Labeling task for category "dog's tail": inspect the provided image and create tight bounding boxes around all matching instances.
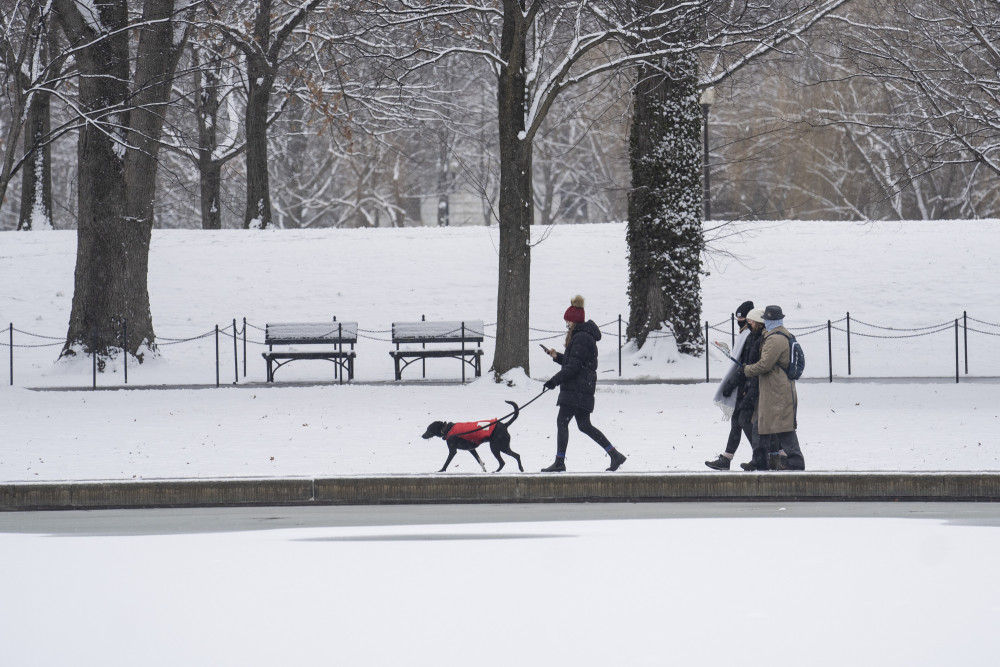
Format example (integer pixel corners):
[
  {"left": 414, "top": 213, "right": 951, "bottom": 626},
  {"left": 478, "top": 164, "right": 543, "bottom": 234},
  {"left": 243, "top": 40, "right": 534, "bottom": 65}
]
[{"left": 500, "top": 400, "right": 520, "bottom": 427}]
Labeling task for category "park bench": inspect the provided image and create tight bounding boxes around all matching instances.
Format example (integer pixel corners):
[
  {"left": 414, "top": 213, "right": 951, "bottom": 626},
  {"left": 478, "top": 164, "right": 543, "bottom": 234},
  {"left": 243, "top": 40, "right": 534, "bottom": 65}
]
[
  {"left": 262, "top": 320, "right": 357, "bottom": 383},
  {"left": 389, "top": 320, "right": 485, "bottom": 381}
]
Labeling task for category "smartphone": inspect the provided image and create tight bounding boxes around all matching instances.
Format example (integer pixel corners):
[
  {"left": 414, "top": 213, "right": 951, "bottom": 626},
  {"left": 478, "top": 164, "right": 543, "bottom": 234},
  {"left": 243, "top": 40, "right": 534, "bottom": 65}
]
[{"left": 538, "top": 344, "right": 549, "bottom": 352}]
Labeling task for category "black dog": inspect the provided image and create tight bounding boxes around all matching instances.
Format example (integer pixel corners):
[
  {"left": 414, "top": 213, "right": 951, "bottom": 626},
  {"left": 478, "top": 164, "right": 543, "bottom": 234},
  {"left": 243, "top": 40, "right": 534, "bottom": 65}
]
[{"left": 421, "top": 401, "right": 523, "bottom": 472}]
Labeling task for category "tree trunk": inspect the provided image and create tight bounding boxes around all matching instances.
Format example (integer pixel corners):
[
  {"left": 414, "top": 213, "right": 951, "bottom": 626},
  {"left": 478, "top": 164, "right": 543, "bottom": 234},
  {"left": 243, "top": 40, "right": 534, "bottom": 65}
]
[
  {"left": 491, "top": 0, "right": 533, "bottom": 378},
  {"left": 437, "top": 138, "right": 450, "bottom": 226},
  {"left": 56, "top": 0, "right": 132, "bottom": 361},
  {"left": 121, "top": 0, "right": 178, "bottom": 353},
  {"left": 17, "top": 88, "right": 53, "bottom": 231},
  {"left": 194, "top": 49, "right": 222, "bottom": 230},
  {"left": 243, "top": 0, "right": 274, "bottom": 229},
  {"left": 244, "top": 67, "right": 274, "bottom": 229},
  {"left": 626, "top": 51, "right": 705, "bottom": 355},
  {"left": 54, "top": 0, "right": 177, "bottom": 363}
]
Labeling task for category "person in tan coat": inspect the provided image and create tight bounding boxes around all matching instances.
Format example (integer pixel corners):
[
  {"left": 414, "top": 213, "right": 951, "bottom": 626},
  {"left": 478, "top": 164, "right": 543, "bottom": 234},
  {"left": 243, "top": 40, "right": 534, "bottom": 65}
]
[{"left": 742, "top": 305, "right": 805, "bottom": 470}]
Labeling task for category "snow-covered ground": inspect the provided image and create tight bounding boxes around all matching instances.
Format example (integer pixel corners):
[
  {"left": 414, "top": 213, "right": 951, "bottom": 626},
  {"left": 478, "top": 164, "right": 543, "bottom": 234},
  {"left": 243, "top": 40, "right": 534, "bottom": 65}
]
[
  {"left": 1, "top": 221, "right": 998, "bottom": 481},
  {"left": 2, "top": 504, "right": 999, "bottom": 667}
]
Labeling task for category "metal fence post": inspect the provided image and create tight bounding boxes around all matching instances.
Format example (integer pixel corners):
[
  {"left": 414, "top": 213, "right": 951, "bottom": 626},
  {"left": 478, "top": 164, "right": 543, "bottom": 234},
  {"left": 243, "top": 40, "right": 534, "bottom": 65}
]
[
  {"left": 9, "top": 323, "right": 13, "bottom": 386},
  {"left": 731, "top": 313, "right": 735, "bottom": 347},
  {"left": 243, "top": 317, "right": 248, "bottom": 378},
  {"left": 215, "top": 324, "right": 220, "bottom": 387},
  {"left": 230, "top": 319, "right": 239, "bottom": 383},
  {"left": 123, "top": 320, "right": 128, "bottom": 385},
  {"left": 964, "top": 311, "right": 968, "bottom": 375},
  {"left": 846, "top": 312, "right": 851, "bottom": 376},
  {"left": 618, "top": 315, "right": 622, "bottom": 378},
  {"left": 955, "top": 319, "right": 960, "bottom": 384},
  {"left": 705, "top": 321, "right": 710, "bottom": 382},
  {"left": 337, "top": 321, "right": 344, "bottom": 385},
  {"left": 92, "top": 323, "right": 97, "bottom": 390},
  {"left": 828, "top": 320, "right": 833, "bottom": 383}
]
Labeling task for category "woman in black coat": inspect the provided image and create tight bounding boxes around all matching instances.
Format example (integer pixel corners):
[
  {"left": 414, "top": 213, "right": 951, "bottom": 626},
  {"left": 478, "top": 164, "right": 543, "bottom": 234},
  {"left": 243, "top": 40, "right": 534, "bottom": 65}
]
[{"left": 541, "top": 296, "right": 627, "bottom": 472}]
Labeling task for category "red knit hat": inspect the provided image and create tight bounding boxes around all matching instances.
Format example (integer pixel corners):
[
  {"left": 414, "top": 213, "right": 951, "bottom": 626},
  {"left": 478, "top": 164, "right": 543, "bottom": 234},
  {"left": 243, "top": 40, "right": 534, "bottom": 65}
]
[{"left": 563, "top": 295, "right": 585, "bottom": 323}]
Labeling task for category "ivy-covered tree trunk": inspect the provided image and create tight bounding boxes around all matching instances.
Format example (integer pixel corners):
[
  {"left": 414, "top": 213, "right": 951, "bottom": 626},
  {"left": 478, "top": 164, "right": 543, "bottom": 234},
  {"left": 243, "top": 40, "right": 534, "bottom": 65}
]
[{"left": 626, "top": 50, "right": 705, "bottom": 355}]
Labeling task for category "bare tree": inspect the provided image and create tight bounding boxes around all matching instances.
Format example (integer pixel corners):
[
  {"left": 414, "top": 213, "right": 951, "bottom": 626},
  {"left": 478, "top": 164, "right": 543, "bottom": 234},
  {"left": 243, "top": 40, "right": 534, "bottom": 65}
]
[
  {"left": 0, "top": 1, "right": 69, "bottom": 231},
  {"left": 202, "top": 0, "right": 325, "bottom": 229},
  {"left": 52, "top": 0, "right": 188, "bottom": 362},
  {"left": 823, "top": 0, "right": 1000, "bottom": 217}
]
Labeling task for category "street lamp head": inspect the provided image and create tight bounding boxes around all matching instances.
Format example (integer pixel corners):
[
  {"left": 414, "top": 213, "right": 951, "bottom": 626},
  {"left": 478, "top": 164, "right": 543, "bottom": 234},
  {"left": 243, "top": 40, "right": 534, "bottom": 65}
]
[{"left": 699, "top": 86, "right": 716, "bottom": 107}]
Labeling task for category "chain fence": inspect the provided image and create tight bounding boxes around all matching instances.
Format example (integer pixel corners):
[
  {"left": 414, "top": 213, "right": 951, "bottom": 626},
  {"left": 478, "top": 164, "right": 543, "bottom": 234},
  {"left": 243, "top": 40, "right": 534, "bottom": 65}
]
[{"left": 2, "top": 310, "right": 998, "bottom": 388}]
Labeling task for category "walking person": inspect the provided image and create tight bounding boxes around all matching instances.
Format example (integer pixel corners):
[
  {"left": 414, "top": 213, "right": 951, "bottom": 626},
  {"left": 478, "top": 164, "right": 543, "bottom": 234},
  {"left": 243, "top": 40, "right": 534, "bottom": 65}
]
[
  {"left": 706, "top": 301, "right": 759, "bottom": 470},
  {"left": 540, "top": 295, "right": 627, "bottom": 472},
  {"left": 742, "top": 305, "right": 805, "bottom": 470},
  {"left": 739, "top": 309, "right": 769, "bottom": 471}
]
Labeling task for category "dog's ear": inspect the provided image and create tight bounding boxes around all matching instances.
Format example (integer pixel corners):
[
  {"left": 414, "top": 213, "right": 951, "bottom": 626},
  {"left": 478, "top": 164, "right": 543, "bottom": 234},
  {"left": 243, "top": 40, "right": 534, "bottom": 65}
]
[{"left": 422, "top": 421, "right": 446, "bottom": 439}]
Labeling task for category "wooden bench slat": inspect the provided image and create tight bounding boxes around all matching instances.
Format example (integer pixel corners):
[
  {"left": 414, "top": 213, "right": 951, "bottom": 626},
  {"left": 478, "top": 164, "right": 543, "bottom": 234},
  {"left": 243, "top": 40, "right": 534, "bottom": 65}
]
[
  {"left": 265, "top": 322, "right": 358, "bottom": 344},
  {"left": 391, "top": 320, "right": 484, "bottom": 342}
]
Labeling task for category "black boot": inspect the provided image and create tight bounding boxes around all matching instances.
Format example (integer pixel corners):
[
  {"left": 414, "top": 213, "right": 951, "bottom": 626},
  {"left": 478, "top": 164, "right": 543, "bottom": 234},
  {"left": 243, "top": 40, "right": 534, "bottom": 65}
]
[
  {"left": 541, "top": 458, "right": 566, "bottom": 472},
  {"left": 607, "top": 449, "right": 627, "bottom": 472},
  {"left": 705, "top": 454, "right": 731, "bottom": 471}
]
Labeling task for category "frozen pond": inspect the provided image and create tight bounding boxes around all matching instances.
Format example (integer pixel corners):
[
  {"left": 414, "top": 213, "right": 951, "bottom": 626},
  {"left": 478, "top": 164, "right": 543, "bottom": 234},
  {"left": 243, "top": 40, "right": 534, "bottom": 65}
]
[{"left": 3, "top": 503, "right": 999, "bottom": 666}]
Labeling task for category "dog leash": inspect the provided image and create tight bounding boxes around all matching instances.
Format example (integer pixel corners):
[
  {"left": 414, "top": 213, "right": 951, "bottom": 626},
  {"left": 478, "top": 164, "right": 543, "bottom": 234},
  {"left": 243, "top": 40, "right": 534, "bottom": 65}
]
[{"left": 446, "top": 388, "right": 550, "bottom": 438}]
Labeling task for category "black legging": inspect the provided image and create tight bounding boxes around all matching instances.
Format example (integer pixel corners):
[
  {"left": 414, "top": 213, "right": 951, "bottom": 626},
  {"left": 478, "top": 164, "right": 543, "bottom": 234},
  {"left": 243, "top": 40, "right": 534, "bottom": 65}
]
[{"left": 556, "top": 404, "right": 614, "bottom": 457}]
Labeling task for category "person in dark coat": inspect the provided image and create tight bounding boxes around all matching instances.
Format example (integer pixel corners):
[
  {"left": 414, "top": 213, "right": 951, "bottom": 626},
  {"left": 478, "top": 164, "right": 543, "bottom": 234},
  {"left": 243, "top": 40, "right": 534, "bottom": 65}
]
[
  {"left": 540, "top": 295, "right": 626, "bottom": 472},
  {"left": 706, "top": 300, "right": 759, "bottom": 470}
]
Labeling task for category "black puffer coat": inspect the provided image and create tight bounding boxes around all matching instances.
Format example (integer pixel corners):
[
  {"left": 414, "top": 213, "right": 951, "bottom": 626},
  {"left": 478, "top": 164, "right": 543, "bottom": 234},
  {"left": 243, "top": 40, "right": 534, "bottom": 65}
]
[
  {"left": 548, "top": 320, "right": 601, "bottom": 413},
  {"left": 738, "top": 328, "right": 763, "bottom": 412}
]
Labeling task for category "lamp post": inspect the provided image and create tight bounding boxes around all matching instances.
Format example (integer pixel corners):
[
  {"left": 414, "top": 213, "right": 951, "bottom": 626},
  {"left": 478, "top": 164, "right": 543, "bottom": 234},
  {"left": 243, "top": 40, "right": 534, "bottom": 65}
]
[{"left": 699, "top": 86, "right": 715, "bottom": 221}]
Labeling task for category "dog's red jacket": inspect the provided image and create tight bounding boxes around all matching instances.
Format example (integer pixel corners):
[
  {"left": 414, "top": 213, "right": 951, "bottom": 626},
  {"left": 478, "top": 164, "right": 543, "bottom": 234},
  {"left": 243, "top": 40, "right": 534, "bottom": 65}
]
[{"left": 446, "top": 420, "right": 497, "bottom": 444}]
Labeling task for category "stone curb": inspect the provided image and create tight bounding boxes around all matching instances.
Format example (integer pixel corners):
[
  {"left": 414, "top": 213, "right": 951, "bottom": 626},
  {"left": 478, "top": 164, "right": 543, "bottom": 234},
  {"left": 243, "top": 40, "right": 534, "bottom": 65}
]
[{"left": 3, "top": 472, "right": 1000, "bottom": 510}]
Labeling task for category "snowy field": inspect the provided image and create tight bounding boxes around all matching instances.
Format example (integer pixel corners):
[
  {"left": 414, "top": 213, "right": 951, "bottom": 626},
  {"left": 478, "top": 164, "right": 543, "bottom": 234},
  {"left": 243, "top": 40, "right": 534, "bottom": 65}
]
[{"left": 1, "top": 220, "right": 999, "bottom": 481}]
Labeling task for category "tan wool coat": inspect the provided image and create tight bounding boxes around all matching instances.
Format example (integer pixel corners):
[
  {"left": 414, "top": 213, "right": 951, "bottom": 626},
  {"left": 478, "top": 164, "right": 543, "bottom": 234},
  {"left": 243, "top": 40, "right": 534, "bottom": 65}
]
[{"left": 743, "top": 326, "right": 798, "bottom": 434}]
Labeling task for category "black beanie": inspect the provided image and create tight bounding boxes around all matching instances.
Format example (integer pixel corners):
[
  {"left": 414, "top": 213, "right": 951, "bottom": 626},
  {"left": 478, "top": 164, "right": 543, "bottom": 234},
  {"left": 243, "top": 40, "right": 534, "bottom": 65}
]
[{"left": 736, "top": 301, "right": 754, "bottom": 319}]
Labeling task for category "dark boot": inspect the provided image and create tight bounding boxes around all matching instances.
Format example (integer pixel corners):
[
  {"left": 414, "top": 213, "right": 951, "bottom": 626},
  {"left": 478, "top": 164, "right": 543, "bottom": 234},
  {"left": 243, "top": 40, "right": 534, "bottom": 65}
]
[
  {"left": 768, "top": 453, "right": 789, "bottom": 470},
  {"left": 541, "top": 458, "right": 566, "bottom": 472},
  {"left": 705, "top": 455, "right": 731, "bottom": 471},
  {"left": 607, "top": 450, "right": 627, "bottom": 472},
  {"left": 740, "top": 461, "right": 757, "bottom": 471}
]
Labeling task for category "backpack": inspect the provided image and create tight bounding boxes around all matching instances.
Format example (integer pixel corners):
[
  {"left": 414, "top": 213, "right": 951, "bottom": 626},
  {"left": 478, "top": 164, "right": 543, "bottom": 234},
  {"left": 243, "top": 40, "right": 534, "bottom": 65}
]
[{"left": 774, "top": 331, "right": 805, "bottom": 381}]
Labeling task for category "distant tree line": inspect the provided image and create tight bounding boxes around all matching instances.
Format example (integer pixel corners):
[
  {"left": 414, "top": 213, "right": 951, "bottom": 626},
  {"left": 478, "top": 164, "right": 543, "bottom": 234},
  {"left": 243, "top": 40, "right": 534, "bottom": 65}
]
[{"left": 0, "top": 0, "right": 993, "bottom": 375}]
